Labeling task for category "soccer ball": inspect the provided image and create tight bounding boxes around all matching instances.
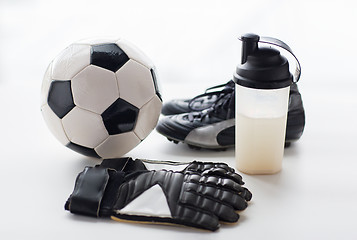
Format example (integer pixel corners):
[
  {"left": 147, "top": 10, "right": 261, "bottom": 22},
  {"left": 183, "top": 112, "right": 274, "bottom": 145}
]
[{"left": 41, "top": 38, "right": 162, "bottom": 159}]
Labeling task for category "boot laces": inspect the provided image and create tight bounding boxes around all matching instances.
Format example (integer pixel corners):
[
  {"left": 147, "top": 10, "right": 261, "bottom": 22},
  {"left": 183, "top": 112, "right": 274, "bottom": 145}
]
[
  {"left": 187, "top": 89, "right": 234, "bottom": 122},
  {"left": 188, "top": 81, "right": 234, "bottom": 111}
]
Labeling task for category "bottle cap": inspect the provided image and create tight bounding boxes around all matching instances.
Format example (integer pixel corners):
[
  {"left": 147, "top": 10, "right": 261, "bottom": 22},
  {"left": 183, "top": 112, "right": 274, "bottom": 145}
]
[{"left": 234, "top": 33, "right": 293, "bottom": 89}]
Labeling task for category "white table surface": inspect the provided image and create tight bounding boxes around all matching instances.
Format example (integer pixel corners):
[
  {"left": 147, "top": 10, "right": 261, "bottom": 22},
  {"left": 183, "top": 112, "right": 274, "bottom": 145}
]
[{"left": 1, "top": 0, "right": 356, "bottom": 239}]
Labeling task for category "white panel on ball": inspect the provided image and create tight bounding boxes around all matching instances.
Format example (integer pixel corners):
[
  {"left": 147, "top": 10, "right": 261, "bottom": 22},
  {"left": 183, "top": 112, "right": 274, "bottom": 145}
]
[
  {"left": 134, "top": 96, "right": 163, "bottom": 140},
  {"left": 116, "top": 39, "right": 154, "bottom": 69},
  {"left": 62, "top": 107, "right": 109, "bottom": 148},
  {"left": 72, "top": 65, "right": 119, "bottom": 114},
  {"left": 95, "top": 132, "right": 141, "bottom": 159},
  {"left": 41, "top": 62, "right": 53, "bottom": 107},
  {"left": 51, "top": 44, "right": 91, "bottom": 80},
  {"left": 41, "top": 104, "right": 70, "bottom": 145},
  {"left": 116, "top": 60, "right": 155, "bottom": 108}
]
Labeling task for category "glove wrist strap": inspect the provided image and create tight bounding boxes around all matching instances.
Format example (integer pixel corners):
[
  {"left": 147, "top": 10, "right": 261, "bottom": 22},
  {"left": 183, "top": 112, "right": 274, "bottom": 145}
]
[
  {"left": 65, "top": 167, "right": 110, "bottom": 217},
  {"left": 101, "top": 157, "right": 147, "bottom": 172}
]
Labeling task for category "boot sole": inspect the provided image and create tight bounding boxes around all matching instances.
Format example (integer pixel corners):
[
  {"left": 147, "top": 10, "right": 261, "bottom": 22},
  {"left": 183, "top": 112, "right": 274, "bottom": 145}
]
[{"left": 164, "top": 135, "right": 232, "bottom": 151}]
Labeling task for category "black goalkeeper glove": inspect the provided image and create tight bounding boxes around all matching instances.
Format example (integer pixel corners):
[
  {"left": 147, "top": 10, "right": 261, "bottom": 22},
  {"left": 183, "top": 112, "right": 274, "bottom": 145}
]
[{"left": 65, "top": 158, "right": 252, "bottom": 231}]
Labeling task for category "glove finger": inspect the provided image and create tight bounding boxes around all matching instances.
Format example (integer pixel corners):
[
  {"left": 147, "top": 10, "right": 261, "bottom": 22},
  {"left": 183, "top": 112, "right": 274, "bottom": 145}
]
[
  {"left": 241, "top": 187, "right": 252, "bottom": 202},
  {"left": 174, "top": 205, "right": 220, "bottom": 231},
  {"left": 201, "top": 168, "right": 244, "bottom": 185},
  {"left": 187, "top": 174, "right": 251, "bottom": 200},
  {"left": 184, "top": 182, "right": 249, "bottom": 210},
  {"left": 218, "top": 178, "right": 252, "bottom": 202},
  {"left": 185, "top": 161, "right": 235, "bottom": 174},
  {"left": 180, "top": 190, "right": 239, "bottom": 223}
]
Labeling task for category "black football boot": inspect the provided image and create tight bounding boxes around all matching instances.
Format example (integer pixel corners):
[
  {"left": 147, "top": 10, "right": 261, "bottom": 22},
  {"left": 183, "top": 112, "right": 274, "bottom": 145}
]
[
  {"left": 285, "top": 83, "right": 305, "bottom": 145},
  {"left": 157, "top": 88, "right": 236, "bottom": 149},
  {"left": 161, "top": 80, "right": 235, "bottom": 115},
  {"left": 156, "top": 83, "right": 305, "bottom": 149}
]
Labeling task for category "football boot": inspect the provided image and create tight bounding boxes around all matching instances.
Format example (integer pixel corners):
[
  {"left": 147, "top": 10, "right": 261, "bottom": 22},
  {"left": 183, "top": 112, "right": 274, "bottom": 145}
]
[
  {"left": 161, "top": 80, "right": 235, "bottom": 115},
  {"left": 156, "top": 83, "right": 305, "bottom": 149}
]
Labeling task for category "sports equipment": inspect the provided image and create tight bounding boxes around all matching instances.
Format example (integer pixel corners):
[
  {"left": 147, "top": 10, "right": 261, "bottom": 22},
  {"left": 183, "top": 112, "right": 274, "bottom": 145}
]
[
  {"left": 156, "top": 83, "right": 304, "bottom": 149},
  {"left": 41, "top": 38, "right": 162, "bottom": 158},
  {"left": 161, "top": 80, "right": 235, "bottom": 115},
  {"left": 65, "top": 157, "right": 252, "bottom": 231}
]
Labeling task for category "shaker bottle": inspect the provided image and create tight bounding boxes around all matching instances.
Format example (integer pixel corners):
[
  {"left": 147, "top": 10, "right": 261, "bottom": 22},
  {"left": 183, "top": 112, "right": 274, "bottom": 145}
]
[{"left": 234, "top": 33, "right": 301, "bottom": 174}]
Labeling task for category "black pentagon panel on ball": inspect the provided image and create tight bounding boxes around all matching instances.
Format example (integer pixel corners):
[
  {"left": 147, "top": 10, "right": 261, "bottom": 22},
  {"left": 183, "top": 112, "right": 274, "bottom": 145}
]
[
  {"left": 90, "top": 43, "right": 129, "bottom": 72},
  {"left": 66, "top": 142, "right": 100, "bottom": 158},
  {"left": 101, "top": 98, "right": 139, "bottom": 135},
  {"left": 150, "top": 69, "right": 162, "bottom": 101},
  {"left": 47, "top": 80, "right": 75, "bottom": 119}
]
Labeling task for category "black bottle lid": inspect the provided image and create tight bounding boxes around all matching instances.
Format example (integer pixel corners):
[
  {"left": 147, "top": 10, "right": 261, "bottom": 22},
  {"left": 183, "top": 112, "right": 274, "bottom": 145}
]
[{"left": 233, "top": 33, "right": 293, "bottom": 89}]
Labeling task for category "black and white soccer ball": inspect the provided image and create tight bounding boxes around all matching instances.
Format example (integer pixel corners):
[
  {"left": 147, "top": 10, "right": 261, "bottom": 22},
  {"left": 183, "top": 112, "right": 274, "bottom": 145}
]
[{"left": 41, "top": 38, "right": 162, "bottom": 159}]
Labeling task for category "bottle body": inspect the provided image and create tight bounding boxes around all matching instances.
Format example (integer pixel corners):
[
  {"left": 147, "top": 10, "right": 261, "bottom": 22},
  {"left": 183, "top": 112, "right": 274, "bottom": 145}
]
[{"left": 235, "top": 85, "right": 290, "bottom": 174}]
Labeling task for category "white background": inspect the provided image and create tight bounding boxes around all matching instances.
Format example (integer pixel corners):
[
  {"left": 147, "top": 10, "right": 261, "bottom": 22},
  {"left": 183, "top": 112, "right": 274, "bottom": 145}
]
[{"left": 0, "top": 0, "right": 356, "bottom": 239}]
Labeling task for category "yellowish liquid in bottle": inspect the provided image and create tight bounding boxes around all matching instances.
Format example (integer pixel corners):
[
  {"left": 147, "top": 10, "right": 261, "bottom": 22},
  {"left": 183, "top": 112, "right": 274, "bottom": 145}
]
[{"left": 235, "top": 113, "right": 287, "bottom": 174}]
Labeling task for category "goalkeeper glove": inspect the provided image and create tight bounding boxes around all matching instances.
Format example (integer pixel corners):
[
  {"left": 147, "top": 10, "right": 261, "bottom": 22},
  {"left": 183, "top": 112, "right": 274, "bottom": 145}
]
[{"left": 65, "top": 157, "right": 252, "bottom": 231}]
